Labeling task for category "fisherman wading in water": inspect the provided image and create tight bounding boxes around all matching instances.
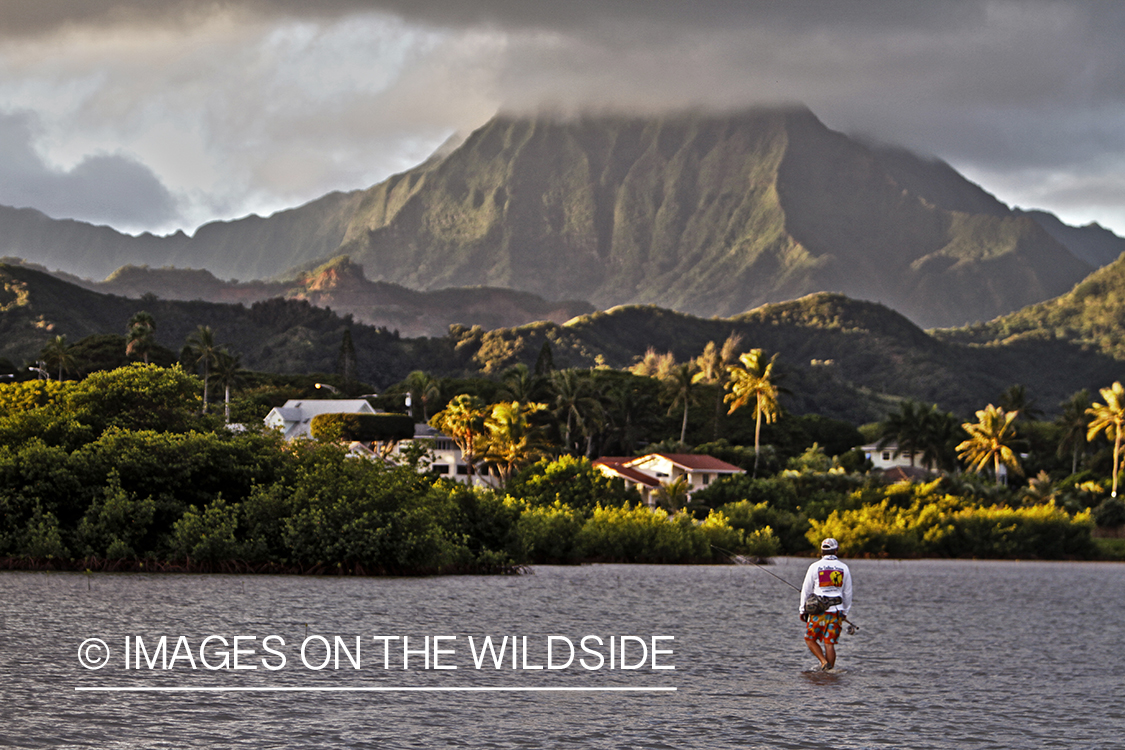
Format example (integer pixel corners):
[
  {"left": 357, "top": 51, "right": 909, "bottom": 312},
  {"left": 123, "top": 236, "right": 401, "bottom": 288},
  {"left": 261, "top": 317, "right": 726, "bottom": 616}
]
[{"left": 799, "top": 537, "right": 853, "bottom": 671}]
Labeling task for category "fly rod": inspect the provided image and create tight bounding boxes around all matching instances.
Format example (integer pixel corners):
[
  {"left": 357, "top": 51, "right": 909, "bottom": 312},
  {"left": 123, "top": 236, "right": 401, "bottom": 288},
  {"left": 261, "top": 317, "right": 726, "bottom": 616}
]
[{"left": 711, "top": 543, "right": 859, "bottom": 634}]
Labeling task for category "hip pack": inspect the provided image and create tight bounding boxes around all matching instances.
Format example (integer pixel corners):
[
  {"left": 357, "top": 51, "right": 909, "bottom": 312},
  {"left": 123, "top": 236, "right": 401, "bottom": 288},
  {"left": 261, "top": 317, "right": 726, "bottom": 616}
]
[{"left": 804, "top": 594, "right": 843, "bottom": 615}]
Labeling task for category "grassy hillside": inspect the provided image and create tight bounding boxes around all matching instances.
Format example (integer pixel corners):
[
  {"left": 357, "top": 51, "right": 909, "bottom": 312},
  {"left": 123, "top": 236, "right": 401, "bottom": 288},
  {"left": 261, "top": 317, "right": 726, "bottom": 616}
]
[
  {"left": 4, "top": 260, "right": 1119, "bottom": 423},
  {"left": 937, "top": 251, "right": 1125, "bottom": 360}
]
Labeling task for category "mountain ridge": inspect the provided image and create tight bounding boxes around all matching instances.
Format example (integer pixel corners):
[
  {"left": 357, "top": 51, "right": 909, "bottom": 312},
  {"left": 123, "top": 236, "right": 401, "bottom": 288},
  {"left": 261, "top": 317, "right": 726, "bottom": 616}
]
[
  {"left": 0, "top": 107, "right": 1118, "bottom": 329},
  {"left": 2, "top": 260, "right": 1121, "bottom": 421},
  {"left": 298, "top": 107, "right": 1099, "bottom": 327},
  {"left": 2, "top": 255, "right": 593, "bottom": 338}
]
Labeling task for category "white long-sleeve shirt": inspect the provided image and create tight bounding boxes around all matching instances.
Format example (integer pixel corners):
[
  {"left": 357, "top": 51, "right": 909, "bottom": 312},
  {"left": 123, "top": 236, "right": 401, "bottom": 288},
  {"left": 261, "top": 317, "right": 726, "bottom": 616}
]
[{"left": 799, "top": 554, "right": 852, "bottom": 616}]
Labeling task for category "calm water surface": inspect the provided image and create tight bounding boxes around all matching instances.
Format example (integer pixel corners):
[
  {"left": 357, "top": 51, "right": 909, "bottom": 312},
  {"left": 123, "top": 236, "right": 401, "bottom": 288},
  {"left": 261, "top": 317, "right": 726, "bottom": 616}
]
[{"left": 1, "top": 559, "right": 1122, "bottom": 749}]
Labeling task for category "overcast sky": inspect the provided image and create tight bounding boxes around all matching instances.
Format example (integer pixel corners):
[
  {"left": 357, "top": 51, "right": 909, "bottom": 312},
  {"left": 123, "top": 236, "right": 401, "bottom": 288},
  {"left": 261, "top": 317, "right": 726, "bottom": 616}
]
[{"left": 0, "top": 0, "right": 1123, "bottom": 236}]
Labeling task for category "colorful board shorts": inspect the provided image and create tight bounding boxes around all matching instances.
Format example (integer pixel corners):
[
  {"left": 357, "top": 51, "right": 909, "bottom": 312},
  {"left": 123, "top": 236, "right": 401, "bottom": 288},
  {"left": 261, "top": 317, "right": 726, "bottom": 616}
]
[{"left": 805, "top": 612, "right": 843, "bottom": 644}]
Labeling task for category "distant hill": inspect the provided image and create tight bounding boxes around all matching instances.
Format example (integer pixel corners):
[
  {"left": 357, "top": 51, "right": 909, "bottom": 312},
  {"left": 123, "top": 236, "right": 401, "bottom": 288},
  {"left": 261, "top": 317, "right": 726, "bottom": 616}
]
[
  {"left": 0, "top": 190, "right": 363, "bottom": 282},
  {"left": 6, "top": 261, "right": 1116, "bottom": 422},
  {"left": 5, "top": 255, "right": 593, "bottom": 338},
  {"left": 0, "top": 107, "right": 1114, "bottom": 329},
  {"left": 1012, "top": 208, "right": 1125, "bottom": 268},
  {"left": 936, "top": 250, "right": 1125, "bottom": 361}
]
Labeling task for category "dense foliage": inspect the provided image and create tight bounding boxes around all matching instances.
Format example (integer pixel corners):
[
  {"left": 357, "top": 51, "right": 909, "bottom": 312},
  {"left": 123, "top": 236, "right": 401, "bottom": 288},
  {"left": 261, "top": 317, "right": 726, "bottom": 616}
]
[
  {"left": 309, "top": 412, "right": 415, "bottom": 443},
  {"left": 0, "top": 357, "right": 1114, "bottom": 574}
]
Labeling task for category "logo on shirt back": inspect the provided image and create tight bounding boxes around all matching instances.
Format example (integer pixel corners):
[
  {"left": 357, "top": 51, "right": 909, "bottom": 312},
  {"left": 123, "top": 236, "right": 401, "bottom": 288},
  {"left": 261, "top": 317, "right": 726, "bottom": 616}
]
[{"left": 818, "top": 568, "right": 844, "bottom": 588}]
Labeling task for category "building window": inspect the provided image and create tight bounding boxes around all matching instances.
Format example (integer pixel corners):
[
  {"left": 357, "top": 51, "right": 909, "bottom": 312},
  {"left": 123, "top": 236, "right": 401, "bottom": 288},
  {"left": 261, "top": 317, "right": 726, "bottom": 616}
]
[
  {"left": 882, "top": 451, "right": 891, "bottom": 461},
  {"left": 702, "top": 474, "right": 711, "bottom": 485},
  {"left": 456, "top": 465, "right": 468, "bottom": 475},
  {"left": 432, "top": 464, "right": 450, "bottom": 474}
]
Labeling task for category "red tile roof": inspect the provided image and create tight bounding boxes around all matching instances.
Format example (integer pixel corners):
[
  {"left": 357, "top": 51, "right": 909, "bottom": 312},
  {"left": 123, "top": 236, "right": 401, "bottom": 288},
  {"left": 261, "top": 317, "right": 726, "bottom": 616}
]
[
  {"left": 880, "top": 465, "right": 932, "bottom": 482},
  {"left": 625, "top": 453, "right": 744, "bottom": 473},
  {"left": 592, "top": 458, "right": 661, "bottom": 487}
]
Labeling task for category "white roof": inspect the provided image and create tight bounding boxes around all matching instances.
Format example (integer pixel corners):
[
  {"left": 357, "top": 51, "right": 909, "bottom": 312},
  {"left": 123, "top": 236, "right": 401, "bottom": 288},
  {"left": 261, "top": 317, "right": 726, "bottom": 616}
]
[
  {"left": 279, "top": 399, "right": 377, "bottom": 416},
  {"left": 264, "top": 399, "right": 377, "bottom": 439}
]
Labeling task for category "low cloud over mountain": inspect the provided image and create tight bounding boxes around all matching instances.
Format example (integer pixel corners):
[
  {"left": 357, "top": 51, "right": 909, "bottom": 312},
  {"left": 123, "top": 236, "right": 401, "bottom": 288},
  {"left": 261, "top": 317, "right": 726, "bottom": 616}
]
[{"left": 0, "top": 111, "right": 179, "bottom": 230}]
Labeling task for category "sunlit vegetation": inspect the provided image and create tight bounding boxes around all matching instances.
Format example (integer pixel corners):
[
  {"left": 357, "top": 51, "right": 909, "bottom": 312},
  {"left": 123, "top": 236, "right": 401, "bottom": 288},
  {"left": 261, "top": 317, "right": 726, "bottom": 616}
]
[{"left": 2, "top": 321, "right": 1123, "bottom": 572}]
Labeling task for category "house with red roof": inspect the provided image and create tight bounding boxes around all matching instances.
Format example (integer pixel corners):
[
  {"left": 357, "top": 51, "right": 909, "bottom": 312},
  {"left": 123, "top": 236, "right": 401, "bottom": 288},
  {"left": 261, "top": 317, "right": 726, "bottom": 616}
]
[
  {"left": 592, "top": 457, "right": 663, "bottom": 506},
  {"left": 593, "top": 452, "right": 745, "bottom": 507}
]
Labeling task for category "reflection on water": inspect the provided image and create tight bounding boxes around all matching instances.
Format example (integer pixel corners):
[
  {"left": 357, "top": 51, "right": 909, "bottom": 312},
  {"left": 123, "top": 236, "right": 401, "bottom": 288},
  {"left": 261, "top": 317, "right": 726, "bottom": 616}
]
[{"left": 1, "top": 559, "right": 1122, "bottom": 749}]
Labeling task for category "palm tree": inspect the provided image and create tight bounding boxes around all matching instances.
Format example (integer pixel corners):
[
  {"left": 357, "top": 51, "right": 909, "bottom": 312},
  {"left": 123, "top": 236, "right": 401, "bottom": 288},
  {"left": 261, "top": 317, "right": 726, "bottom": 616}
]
[
  {"left": 878, "top": 401, "right": 959, "bottom": 471},
  {"left": 654, "top": 476, "right": 691, "bottom": 512},
  {"left": 694, "top": 333, "right": 743, "bottom": 440},
  {"left": 918, "top": 408, "right": 962, "bottom": 473},
  {"left": 629, "top": 348, "right": 676, "bottom": 379},
  {"left": 877, "top": 400, "right": 928, "bottom": 467},
  {"left": 126, "top": 311, "right": 157, "bottom": 364},
  {"left": 41, "top": 335, "right": 75, "bottom": 381},
  {"left": 550, "top": 369, "right": 602, "bottom": 455},
  {"left": 500, "top": 363, "right": 545, "bottom": 406},
  {"left": 1087, "top": 382, "right": 1125, "bottom": 497},
  {"left": 725, "top": 349, "right": 781, "bottom": 478},
  {"left": 431, "top": 394, "right": 488, "bottom": 481},
  {"left": 1057, "top": 389, "right": 1091, "bottom": 475},
  {"left": 957, "top": 404, "right": 1022, "bottom": 485},
  {"left": 184, "top": 325, "right": 220, "bottom": 413},
  {"left": 404, "top": 370, "right": 442, "bottom": 420},
  {"left": 480, "top": 401, "right": 549, "bottom": 486},
  {"left": 999, "top": 384, "right": 1043, "bottom": 422},
  {"left": 211, "top": 350, "right": 243, "bottom": 424},
  {"left": 663, "top": 361, "right": 701, "bottom": 445}
]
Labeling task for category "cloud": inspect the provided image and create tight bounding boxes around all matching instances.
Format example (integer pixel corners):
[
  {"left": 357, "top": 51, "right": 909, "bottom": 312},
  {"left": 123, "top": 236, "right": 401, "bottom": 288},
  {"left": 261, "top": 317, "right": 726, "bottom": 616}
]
[
  {"left": 0, "top": 1, "right": 1123, "bottom": 234},
  {"left": 0, "top": 111, "right": 180, "bottom": 229}
]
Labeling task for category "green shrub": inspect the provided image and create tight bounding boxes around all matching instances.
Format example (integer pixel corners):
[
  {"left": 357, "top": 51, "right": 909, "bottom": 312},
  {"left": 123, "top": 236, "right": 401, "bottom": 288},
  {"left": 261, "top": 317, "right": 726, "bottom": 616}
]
[
  {"left": 19, "top": 505, "right": 69, "bottom": 558},
  {"left": 1094, "top": 497, "right": 1125, "bottom": 528},
  {"left": 512, "top": 500, "right": 585, "bottom": 563},
  {"left": 575, "top": 504, "right": 707, "bottom": 563},
  {"left": 75, "top": 470, "right": 157, "bottom": 558},
  {"left": 692, "top": 475, "right": 800, "bottom": 511},
  {"left": 0, "top": 380, "right": 70, "bottom": 411},
  {"left": 508, "top": 455, "right": 636, "bottom": 510},
  {"left": 743, "top": 526, "right": 782, "bottom": 558},
  {"left": 309, "top": 412, "right": 414, "bottom": 443},
  {"left": 809, "top": 498, "right": 1095, "bottom": 558},
  {"left": 66, "top": 363, "right": 199, "bottom": 433},
  {"left": 170, "top": 497, "right": 242, "bottom": 563},
  {"left": 719, "top": 499, "right": 808, "bottom": 554}
]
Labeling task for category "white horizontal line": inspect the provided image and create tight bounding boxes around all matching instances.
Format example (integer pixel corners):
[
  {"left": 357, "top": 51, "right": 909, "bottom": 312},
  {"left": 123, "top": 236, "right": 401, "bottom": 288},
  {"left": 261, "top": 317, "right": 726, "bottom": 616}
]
[{"left": 75, "top": 686, "right": 677, "bottom": 693}]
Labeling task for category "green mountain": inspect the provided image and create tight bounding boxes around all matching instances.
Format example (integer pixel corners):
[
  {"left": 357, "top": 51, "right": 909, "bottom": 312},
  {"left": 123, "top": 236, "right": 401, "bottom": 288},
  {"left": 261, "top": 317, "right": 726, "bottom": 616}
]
[
  {"left": 5, "top": 261, "right": 1118, "bottom": 422},
  {"left": 0, "top": 108, "right": 1109, "bottom": 329},
  {"left": 336, "top": 108, "right": 1092, "bottom": 328}
]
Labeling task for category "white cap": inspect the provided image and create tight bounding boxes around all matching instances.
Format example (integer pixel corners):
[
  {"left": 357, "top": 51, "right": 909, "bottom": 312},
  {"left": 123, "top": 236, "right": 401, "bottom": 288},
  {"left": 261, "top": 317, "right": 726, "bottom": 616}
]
[{"left": 821, "top": 538, "right": 839, "bottom": 552}]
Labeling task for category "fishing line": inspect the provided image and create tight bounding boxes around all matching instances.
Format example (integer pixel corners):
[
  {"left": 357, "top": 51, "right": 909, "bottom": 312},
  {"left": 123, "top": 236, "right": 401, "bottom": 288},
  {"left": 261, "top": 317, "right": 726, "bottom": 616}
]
[{"left": 710, "top": 543, "right": 860, "bottom": 634}]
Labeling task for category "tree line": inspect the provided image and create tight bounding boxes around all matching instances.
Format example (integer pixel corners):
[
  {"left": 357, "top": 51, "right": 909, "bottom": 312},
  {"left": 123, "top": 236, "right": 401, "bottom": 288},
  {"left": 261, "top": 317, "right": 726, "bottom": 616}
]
[{"left": 5, "top": 312, "right": 1122, "bottom": 571}]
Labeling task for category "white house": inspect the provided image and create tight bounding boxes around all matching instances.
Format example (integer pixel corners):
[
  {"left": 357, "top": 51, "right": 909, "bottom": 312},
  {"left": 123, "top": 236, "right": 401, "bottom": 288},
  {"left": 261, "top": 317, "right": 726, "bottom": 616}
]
[
  {"left": 389, "top": 423, "right": 495, "bottom": 487},
  {"left": 263, "top": 399, "right": 377, "bottom": 440},
  {"left": 861, "top": 442, "right": 920, "bottom": 471},
  {"left": 594, "top": 452, "right": 745, "bottom": 507}
]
